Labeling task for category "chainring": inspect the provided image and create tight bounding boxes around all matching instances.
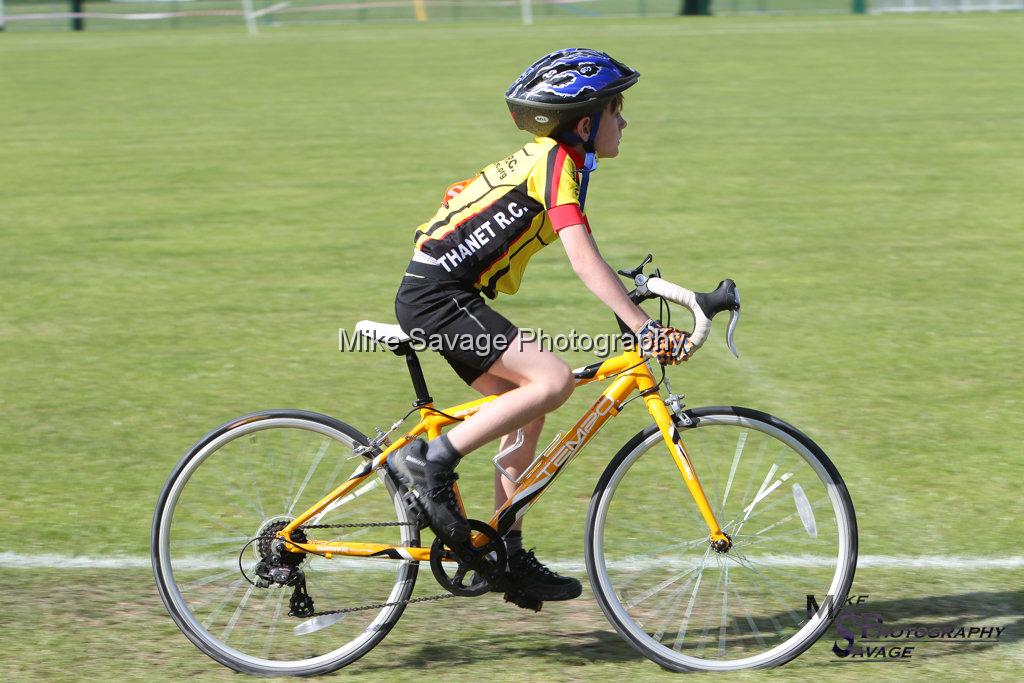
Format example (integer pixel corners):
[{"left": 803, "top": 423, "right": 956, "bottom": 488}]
[{"left": 429, "top": 519, "right": 507, "bottom": 597}]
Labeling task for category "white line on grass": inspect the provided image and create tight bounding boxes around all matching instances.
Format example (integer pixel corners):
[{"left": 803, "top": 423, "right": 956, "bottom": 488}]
[
  {"left": 3, "top": 16, "right": 1002, "bottom": 55},
  {"left": 1, "top": 552, "right": 1021, "bottom": 571}
]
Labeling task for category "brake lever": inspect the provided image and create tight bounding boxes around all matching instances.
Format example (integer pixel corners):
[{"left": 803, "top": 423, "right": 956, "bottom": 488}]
[
  {"left": 725, "top": 307, "right": 741, "bottom": 358},
  {"left": 723, "top": 284, "right": 741, "bottom": 357},
  {"left": 692, "top": 279, "right": 742, "bottom": 358}
]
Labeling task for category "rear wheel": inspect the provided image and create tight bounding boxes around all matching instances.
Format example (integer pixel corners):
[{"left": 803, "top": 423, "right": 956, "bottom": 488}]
[
  {"left": 152, "top": 410, "right": 419, "bottom": 676},
  {"left": 585, "top": 406, "right": 856, "bottom": 671}
]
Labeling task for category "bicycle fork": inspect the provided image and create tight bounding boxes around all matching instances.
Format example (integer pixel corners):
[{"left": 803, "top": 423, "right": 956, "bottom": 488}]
[{"left": 638, "top": 373, "right": 732, "bottom": 552}]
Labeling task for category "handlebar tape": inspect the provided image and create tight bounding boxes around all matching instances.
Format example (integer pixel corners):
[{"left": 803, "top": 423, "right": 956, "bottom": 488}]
[{"left": 645, "top": 277, "right": 713, "bottom": 348}]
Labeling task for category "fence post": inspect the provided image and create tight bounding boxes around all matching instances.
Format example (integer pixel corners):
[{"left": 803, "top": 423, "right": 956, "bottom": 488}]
[
  {"left": 681, "top": 0, "right": 713, "bottom": 14},
  {"left": 71, "top": 0, "right": 84, "bottom": 29}
]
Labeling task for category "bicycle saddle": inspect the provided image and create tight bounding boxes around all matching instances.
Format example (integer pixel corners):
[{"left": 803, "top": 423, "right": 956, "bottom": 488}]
[{"left": 355, "top": 320, "right": 411, "bottom": 346}]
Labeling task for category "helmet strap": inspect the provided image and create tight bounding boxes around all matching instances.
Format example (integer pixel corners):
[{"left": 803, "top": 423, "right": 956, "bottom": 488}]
[
  {"left": 577, "top": 110, "right": 601, "bottom": 211},
  {"left": 554, "top": 110, "right": 602, "bottom": 211}
]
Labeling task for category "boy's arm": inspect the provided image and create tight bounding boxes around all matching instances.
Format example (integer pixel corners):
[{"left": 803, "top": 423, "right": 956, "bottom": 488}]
[{"left": 558, "top": 224, "right": 650, "bottom": 333}]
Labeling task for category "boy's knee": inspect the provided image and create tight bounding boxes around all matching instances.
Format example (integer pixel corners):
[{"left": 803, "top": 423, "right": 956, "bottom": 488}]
[{"left": 542, "top": 365, "right": 575, "bottom": 408}]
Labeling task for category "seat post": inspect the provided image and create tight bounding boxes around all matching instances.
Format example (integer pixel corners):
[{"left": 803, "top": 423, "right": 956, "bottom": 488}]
[{"left": 395, "top": 343, "right": 432, "bottom": 407}]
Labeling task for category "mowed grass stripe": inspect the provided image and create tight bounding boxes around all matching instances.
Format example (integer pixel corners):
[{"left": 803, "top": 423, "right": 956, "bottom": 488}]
[{"left": 4, "top": 552, "right": 1023, "bottom": 570}]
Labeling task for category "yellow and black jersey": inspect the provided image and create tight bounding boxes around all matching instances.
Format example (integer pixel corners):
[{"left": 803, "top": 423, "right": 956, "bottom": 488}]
[{"left": 413, "top": 136, "right": 590, "bottom": 298}]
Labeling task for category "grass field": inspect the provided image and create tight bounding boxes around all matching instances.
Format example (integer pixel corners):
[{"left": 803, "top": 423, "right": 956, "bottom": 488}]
[{"left": 2, "top": 13, "right": 1023, "bottom": 680}]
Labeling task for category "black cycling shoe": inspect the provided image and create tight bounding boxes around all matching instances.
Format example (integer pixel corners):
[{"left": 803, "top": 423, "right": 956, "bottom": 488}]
[
  {"left": 504, "top": 549, "right": 582, "bottom": 602},
  {"left": 387, "top": 439, "right": 470, "bottom": 545}
]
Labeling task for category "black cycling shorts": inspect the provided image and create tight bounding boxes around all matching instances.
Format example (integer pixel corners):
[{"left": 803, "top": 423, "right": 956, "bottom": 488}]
[{"left": 394, "top": 265, "right": 520, "bottom": 386}]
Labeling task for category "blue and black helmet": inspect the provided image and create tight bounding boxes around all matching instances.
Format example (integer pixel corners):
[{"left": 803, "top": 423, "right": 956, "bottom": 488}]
[{"left": 505, "top": 48, "right": 640, "bottom": 137}]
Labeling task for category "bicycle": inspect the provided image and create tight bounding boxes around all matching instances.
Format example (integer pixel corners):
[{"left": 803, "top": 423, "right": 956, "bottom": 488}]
[{"left": 152, "top": 255, "right": 857, "bottom": 675}]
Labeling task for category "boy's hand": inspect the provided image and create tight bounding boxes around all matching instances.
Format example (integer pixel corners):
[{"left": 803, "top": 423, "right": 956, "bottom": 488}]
[{"left": 637, "top": 319, "right": 694, "bottom": 365}]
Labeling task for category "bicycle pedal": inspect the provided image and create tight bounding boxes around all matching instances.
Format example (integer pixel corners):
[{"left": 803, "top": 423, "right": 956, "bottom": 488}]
[{"left": 503, "top": 588, "right": 543, "bottom": 613}]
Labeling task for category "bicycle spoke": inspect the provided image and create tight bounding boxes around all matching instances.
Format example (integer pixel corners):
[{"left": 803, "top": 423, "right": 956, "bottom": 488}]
[
  {"left": 742, "top": 464, "right": 792, "bottom": 520},
  {"left": 247, "top": 434, "right": 273, "bottom": 518},
  {"left": 671, "top": 546, "right": 712, "bottom": 651},
  {"left": 171, "top": 535, "right": 252, "bottom": 549},
  {"left": 734, "top": 484, "right": 827, "bottom": 531},
  {"left": 737, "top": 493, "right": 831, "bottom": 540},
  {"left": 720, "top": 431, "right": 747, "bottom": 511},
  {"left": 642, "top": 534, "right": 713, "bottom": 557},
  {"left": 288, "top": 438, "right": 331, "bottom": 516},
  {"left": 262, "top": 588, "right": 288, "bottom": 660},
  {"left": 651, "top": 573, "right": 699, "bottom": 641},
  {"left": 312, "top": 476, "right": 382, "bottom": 524},
  {"left": 202, "top": 579, "right": 245, "bottom": 630},
  {"left": 743, "top": 505, "right": 803, "bottom": 540},
  {"left": 691, "top": 556, "right": 724, "bottom": 657},
  {"left": 179, "top": 567, "right": 244, "bottom": 593},
  {"left": 731, "top": 558, "right": 806, "bottom": 629},
  {"left": 729, "top": 582, "right": 768, "bottom": 648},
  {"left": 731, "top": 550, "right": 837, "bottom": 587},
  {"left": 241, "top": 462, "right": 269, "bottom": 521},
  {"left": 282, "top": 431, "right": 303, "bottom": 513},
  {"left": 623, "top": 560, "right": 707, "bottom": 609},
  {"left": 735, "top": 439, "right": 769, "bottom": 518},
  {"left": 318, "top": 452, "right": 353, "bottom": 499},
  {"left": 221, "top": 582, "right": 257, "bottom": 642},
  {"left": 737, "top": 526, "right": 826, "bottom": 550},
  {"left": 694, "top": 556, "right": 728, "bottom": 658},
  {"left": 718, "top": 563, "right": 730, "bottom": 657}
]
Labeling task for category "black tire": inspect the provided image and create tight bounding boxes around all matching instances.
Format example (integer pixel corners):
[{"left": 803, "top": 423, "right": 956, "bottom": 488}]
[
  {"left": 585, "top": 406, "right": 857, "bottom": 671},
  {"left": 152, "top": 409, "right": 419, "bottom": 676}
]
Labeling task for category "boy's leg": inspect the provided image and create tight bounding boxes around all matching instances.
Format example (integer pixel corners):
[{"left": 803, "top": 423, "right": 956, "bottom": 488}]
[
  {"left": 388, "top": 340, "right": 570, "bottom": 545},
  {"left": 466, "top": 360, "right": 582, "bottom": 604},
  {"left": 464, "top": 372, "right": 545, "bottom": 521},
  {"left": 446, "top": 338, "right": 574, "bottom": 456},
  {"left": 491, "top": 417, "right": 543, "bottom": 558},
  {"left": 491, "top": 417, "right": 545, "bottom": 522}
]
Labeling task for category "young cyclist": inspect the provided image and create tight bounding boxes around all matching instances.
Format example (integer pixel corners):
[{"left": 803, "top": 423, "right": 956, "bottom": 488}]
[{"left": 391, "top": 48, "right": 692, "bottom": 607}]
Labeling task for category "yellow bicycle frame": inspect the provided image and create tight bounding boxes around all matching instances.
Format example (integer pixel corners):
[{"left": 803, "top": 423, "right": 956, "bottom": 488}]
[{"left": 279, "top": 350, "right": 729, "bottom": 561}]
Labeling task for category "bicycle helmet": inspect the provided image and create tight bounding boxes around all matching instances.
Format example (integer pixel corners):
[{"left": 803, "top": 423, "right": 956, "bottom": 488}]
[
  {"left": 505, "top": 48, "right": 639, "bottom": 210},
  {"left": 505, "top": 48, "right": 640, "bottom": 137}
]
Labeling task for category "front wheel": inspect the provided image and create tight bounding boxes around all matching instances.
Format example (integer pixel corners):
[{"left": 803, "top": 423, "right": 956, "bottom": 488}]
[
  {"left": 152, "top": 410, "right": 419, "bottom": 676},
  {"left": 585, "top": 406, "right": 857, "bottom": 671}
]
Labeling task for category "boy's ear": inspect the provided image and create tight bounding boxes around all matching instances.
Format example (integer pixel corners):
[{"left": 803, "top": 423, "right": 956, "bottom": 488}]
[{"left": 575, "top": 115, "right": 592, "bottom": 139}]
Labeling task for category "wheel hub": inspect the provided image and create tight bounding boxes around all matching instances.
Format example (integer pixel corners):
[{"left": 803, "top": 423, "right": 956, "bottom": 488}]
[
  {"left": 710, "top": 532, "right": 733, "bottom": 553},
  {"left": 251, "top": 518, "right": 310, "bottom": 591},
  {"left": 254, "top": 518, "right": 307, "bottom": 566}
]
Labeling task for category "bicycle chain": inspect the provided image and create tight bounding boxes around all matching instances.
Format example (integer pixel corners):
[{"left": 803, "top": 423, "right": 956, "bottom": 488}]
[
  {"left": 298, "top": 521, "right": 416, "bottom": 528},
  {"left": 255, "top": 520, "right": 456, "bottom": 617},
  {"left": 303, "top": 592, "right": 456, "bottom": 619}
]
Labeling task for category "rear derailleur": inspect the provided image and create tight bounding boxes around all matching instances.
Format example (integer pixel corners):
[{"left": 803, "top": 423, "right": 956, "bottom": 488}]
[{"left": 253, "top": 523, "right": 315, "bottom": 618}]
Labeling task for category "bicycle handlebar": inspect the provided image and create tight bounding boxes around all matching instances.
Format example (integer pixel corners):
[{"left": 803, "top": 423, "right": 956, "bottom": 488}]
[
  {"left": 618, "top": 255, "right": 742, "bottom": 358},
  {"left": 644, "top": 277, "right": 740, "bottom": 357}
]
